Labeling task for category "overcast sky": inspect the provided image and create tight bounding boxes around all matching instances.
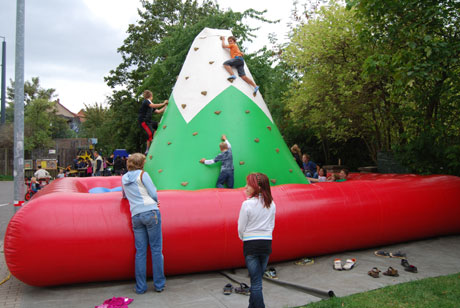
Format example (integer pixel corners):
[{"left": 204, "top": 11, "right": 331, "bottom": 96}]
[{"left": 0, "top": 0, "right": 293, "bottom": 114}]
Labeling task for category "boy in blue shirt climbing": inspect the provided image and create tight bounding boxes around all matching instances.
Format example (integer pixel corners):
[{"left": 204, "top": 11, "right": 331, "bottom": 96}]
[{"left": 200, "top": 134, "right": 234, "bottom": 188}]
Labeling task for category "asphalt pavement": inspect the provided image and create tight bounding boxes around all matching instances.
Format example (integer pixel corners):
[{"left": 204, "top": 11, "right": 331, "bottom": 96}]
[{"left": 1, "top": 180, "right": 460, "bottom": 308}]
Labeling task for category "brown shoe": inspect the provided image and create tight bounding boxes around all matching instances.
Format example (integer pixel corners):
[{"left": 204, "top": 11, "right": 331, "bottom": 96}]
[
  {"left": 383, "top": 266, "right": 399, "bottom": 277},
  {"left": 368, "top": 267, "right": 381, "bottom": 278}
]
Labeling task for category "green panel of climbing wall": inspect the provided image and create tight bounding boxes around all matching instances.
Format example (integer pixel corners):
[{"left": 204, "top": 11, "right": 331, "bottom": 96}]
[{"left": 144, "top": 86, "right": 308, "bottom": 191}]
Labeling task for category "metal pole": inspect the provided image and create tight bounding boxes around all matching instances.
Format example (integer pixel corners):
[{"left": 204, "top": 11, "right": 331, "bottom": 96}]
[
  {"left": 1, "top": 38, "right": 6, "bottom": 125},
  {"left": 14, "top": 0, "right": 25, "bottom": 210}
]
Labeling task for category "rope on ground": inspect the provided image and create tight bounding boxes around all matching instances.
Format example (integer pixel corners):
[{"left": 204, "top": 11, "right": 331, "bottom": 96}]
[{"left": 0, "top": 272, "right": 11, "bottom": 285}]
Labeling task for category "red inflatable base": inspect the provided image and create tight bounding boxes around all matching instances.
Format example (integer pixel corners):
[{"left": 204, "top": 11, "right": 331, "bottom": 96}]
[{"left": 4, "top": 174, "right": 460, "bottom": 286}]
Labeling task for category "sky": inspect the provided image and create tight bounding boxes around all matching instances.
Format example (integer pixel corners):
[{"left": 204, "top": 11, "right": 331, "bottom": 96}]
[{"left": 0, "top": 0, "right": 294, "bottom": 114}]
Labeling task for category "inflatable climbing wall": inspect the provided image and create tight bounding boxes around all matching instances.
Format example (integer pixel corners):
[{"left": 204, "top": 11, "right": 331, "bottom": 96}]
[{"left": 145, "top": 27, "right": 308, "bottom": 190}]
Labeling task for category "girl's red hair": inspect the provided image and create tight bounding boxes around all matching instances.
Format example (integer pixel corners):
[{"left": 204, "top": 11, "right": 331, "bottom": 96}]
[{"left": 246, "top": 173, "right": 273, "bottom": 208}]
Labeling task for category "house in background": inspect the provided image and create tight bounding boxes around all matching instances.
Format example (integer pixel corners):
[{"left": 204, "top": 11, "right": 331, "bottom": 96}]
[{"left": 53, "top": 99, "right": 82, "bottom": 132}]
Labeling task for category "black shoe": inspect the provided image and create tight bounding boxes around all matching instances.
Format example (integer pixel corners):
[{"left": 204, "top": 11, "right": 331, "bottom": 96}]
[{"left": 234, "top": 283, "right": 250, "bottom": 296}]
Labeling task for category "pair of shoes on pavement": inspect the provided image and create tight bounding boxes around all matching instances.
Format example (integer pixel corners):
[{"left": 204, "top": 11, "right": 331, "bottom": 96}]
[
  {"left": 369, "top": 266, "right": 400, "bottom": 278},
  {"left": 374, "top": 250, "right": 406, "bottom": 259},
  {"left": 223, "top": 282, "right": 250, "bottom": 296},
  {"left": 333, "top": 258, "right": 356, "bottom": 270},
  {"left": 401, "top": 258, "right": 418, "bottom": 273}
]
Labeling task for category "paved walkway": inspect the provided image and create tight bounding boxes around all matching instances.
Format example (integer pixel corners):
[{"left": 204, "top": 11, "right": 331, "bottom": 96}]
[{"left": 1, "top": 234, "right": 460, "bottom": 308}]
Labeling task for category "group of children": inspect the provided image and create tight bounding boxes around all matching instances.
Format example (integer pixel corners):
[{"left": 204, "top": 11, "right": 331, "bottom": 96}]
[{"left": 291, "top": 144, "right": 349, "bottom": 183}]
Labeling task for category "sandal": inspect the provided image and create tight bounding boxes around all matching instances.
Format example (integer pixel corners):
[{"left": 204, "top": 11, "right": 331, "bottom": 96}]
[
  {"left": 383, "top": 266, "right": 399, "bottom": 277},
  {"left": 295, "top": 258, "right": 314, "bottom": 266},
  {"left": 390, "top": 251, "right": 407, "bottom": 259},
  {"left": 223, "top": 283, "right": 233, "bottom": 295},
  {"left": 234, "top": 283, "right": 250, "bottom": 296},
  {"left": 374, "top": 250, "right": 390, "bottom": 257},
  {"left": 368, "top": 267, "right": 381, "bottom": 278},
  {"left": 333, "top": 258, "right": 342, "bottom": 271},
  {"left": 401, "top": 259, "right": 410, "bottom": 268},
  {"left": 404, "top": 265, "right": 418, "bottom": 273},
  {"left": 343, "top": 258, "right": 356, "bottom": 270}
]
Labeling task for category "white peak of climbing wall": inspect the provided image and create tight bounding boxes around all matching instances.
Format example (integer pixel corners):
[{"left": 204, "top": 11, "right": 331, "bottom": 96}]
[{"left": 171, "top": 27, "right": 273, "bottom": 123}]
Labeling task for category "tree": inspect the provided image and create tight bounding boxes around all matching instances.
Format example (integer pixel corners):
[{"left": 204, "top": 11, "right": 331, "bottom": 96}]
[
  {"left": 7, "top": 78, "right": 73, "bottom": 151},
  {"left": 348, "top": 0, "right": 460, "bottom": 174},
  {"left": 24, "top": 99, "right": 55, "bottom": 151},
  {"left": 283, "top": 3, "right": 385, "bottom": 164},
  {"left": 7, "top": 76, "right": 56, "bottom": 104},
  {"left": 105, "top": 0, "right": 274, "bottom": 152},
  {"left": 79, "top": 103, "right": 114, "bottom": 154}
]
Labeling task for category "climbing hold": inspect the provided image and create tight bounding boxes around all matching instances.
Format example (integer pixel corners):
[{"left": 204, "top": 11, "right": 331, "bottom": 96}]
[
  {"left": 163, "top": 125, "right": 167, "bottom": 129},
  {"left": 209, "top": 61, "right": 214, "bottom": 64},
  {"left": 267, "top": 126, "right": 272, "bottom": 131},
  {"left": 201, "top": 91, "right": 207, "bottom": 96},
  {"left": 214, "top": 110, "right": 221, "bottom": 115},
  {"left": 168, "top": 142, "right": 172, "bottom": 145},
  {"left": 270, "top": 179, "right": 277, "bottom": 184},
  {"left": 185, "top": 76, "right": 189, "bottom": 80},
  {"left": 254, "top": 138, "right": 260, "bottom": 143},
  {"left": 181, "top": 182, "right": 189, "bottom": 187},
  {"left": 239, "top": 161, "right": 245, "bottom": 165},
  {"left": 245, "top": 110, "right": 250, "bottom": 114},
  {"left": 158, "top": 169, "right": 163, "bottom": 173},
  {"left": 181, "top": 104, "right": 187, "bottom": 109},
  {"left": 149, "top": 155, "right": 153, "bottom": 160},
  {"left": 192, "top": 132, "right": 198, "bottom": 136},
  {"left": 276, "top": 148, "right": 280, "bottom": 153},
  {"left": 194, "top": 47, "right": 199, "bottom": 51},
  {"left": 289, "top": 169, "right": 293, "bottom": 173}
]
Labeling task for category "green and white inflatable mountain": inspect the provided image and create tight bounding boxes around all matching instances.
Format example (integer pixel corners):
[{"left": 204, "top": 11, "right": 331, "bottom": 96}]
[{"left": 145, "top": 28, "right": 308, "bottom": 190}]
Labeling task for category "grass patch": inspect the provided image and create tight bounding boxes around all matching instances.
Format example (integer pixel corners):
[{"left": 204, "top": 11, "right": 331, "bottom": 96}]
[
  {"left": 0, "top": 175, "right": 13, "bottom": 181},
  {"left": 298, "top": 273, "right": 460, "bottom": 308}
]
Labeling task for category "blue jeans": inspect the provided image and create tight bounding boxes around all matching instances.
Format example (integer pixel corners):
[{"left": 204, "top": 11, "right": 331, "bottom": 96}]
[
  {"left": 216, "top": 169, "right": 234, "bottom": 188},
  {"left": 131, "top": 210, "right": 166, "bottom": 293},
  {"left": 245, "top": 254, "right": 270, "bottom": 308}
]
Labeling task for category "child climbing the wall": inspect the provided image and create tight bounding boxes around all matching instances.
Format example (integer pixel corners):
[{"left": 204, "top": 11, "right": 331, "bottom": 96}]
[
  {"left": 220, "top": 36, "right": 260, "bottom": 96},
  {"left": 138, "top": 90, "right": 168, "bottom": 155},
  {"left": 200, "top": 134, "right": 234, "bottom": 188}
]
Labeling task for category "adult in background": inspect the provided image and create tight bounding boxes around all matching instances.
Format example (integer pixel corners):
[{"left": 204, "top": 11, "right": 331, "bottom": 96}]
[
  {"left": 94, "top": 151, "right": 104, "bottom": 176},
  {"left": 138, "top": 90, "right": 168, "bottom": 155},
  {"left": 238, "top": 173, "right": 276, "bottom": 308},
  {"left": 122, "top": 153, "right": 166, "bottom": 294}
]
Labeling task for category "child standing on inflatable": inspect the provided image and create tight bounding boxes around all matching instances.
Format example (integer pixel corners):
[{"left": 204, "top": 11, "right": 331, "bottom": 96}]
[
  {"left": 238, "top": 172, "right": 276, "bottom": 308},
  {"left": 220, "top": 36, "right": 260, "bottom": 96},
  {"left": 122, "top": 153, "right": 166, "bottom": 294},
  {"left": 138, "top": 90, "right": 168, "bottom": 154},
  {"left": 200, "top": 134, "right": 234, "bottom": 188}
]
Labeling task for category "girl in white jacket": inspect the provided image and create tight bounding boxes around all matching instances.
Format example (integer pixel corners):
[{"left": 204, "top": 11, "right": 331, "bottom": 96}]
[{"left": 238, "top": 173, "right": 276, "bottom": 308}]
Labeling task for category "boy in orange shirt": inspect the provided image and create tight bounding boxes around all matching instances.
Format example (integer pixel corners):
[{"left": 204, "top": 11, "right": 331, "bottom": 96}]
[{"left": 221, "top": 36, "right": 259, "bottom": 96}]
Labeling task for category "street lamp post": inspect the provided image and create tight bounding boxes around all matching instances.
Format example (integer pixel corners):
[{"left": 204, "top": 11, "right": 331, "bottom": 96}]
[
  {"left": 14, "top": 0, "right": 25, "bottom": 210},
  {"left": 0, "top": 36, "right": 5, "bottom": 125}
]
